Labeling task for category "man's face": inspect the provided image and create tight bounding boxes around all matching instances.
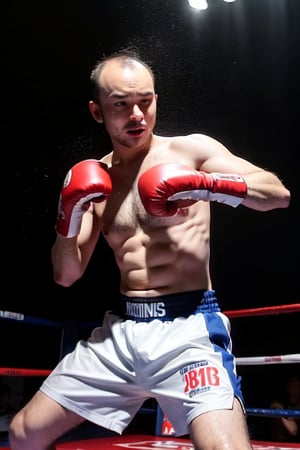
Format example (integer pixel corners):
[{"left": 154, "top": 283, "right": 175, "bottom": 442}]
[{"left": 90, "top": 59, "right": 157, "bottom": 149}]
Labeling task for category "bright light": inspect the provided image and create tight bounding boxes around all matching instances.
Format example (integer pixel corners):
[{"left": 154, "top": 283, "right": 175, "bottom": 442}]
[
  {"left": 188, "top": 0, "right": 237, "bottom": 10},
  {"left": 188, "top": 0, "right": 208, "bottom": 10}
]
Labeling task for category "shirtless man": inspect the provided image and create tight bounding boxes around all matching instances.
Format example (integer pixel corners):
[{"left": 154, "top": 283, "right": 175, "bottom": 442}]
[{"left": 9, "top": 49, "right": 290, "bottom": 450}]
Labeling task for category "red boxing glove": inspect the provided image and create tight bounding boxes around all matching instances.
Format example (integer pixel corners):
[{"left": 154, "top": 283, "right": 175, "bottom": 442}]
[
  {"left": 56, "top": 159, "right": 112, "bottom": 237},
  {"left": 138, "top": 163, "right": 247, "bottom": 217}
]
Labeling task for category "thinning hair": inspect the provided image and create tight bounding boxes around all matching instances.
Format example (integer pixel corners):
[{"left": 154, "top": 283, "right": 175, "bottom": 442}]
[{"left": 90, "top": 48, "right": 155, "bottom": 102}]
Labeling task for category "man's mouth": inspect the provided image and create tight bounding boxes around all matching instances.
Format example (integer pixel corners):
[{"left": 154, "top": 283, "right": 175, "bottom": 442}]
[{"left": 127, "top": 127, "right": 145, "bottom": 136}]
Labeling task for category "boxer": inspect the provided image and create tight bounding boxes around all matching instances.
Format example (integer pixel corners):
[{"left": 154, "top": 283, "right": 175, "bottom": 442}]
[{"left": 9, "top": 48, "right": 290, "bottom": 450}]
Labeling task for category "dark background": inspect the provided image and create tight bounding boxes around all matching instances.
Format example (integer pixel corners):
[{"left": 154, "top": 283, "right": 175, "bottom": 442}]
[{"left": 2, "top": 0, "right": 299, "bottom": 434}]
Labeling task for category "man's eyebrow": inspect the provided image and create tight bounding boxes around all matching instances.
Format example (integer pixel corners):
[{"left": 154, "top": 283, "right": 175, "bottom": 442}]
[{"left": 110, "top": 91, "right": 154, "bottom": 99}]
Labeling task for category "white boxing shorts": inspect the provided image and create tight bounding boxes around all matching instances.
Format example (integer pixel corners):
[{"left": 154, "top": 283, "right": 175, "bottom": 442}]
[{"left": 40, "top": 290, "right": 245, "bottom": 437}]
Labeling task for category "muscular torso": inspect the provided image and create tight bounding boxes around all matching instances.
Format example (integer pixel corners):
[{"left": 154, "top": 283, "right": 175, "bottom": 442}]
[{"left": 95, "top": 135, "right": 212, "bottom": 297}]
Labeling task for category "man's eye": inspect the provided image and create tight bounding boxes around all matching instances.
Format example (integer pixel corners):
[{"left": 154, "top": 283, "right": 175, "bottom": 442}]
[{"left": 115, "top": 101, "right": 126, "bottom": 107}]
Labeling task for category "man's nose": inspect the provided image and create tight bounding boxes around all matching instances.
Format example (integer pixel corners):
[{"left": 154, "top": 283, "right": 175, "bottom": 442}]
[{"left": 130, "top": 104, "right": 144, "bottom": 121}]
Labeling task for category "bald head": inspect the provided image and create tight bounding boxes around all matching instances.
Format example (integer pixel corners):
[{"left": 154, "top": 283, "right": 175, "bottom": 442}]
[{"left": 90, "top": 49, "right": 155, "bottom": 103}]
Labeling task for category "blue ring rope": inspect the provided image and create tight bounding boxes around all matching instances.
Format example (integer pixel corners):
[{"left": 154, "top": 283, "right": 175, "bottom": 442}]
[{"left": 246, "top": 407, "right": 300, "bottom": 418}]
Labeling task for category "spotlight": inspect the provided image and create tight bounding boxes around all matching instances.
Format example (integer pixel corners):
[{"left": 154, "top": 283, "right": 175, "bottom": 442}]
[{"left": 188, "top": 0, "right": 208, "bottom": 10}]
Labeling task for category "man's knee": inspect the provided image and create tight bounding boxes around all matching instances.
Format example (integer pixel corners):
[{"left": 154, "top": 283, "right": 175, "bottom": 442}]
[{"left": 9, "top": 411, "right": 26, "bottom": 449}]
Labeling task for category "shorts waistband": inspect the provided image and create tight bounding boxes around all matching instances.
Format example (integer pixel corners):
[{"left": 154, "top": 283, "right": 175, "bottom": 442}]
[{"left": 114, "top": 290, "right": 220, "bottom": 322}]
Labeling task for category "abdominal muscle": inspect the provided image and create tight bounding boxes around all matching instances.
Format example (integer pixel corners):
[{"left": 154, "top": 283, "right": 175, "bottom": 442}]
[{"left": 103, "top": 201, "right": 212, "bottom": 298}]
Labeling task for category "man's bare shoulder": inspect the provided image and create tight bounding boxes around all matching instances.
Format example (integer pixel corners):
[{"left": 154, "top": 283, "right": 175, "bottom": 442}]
[
  {"left": 154, "top": 133, "right": 224, "bottom": 150},
  {"left": 173, "top": 133, "right": 225, "bottom": 146},
  {"left": 154, "top": 132, "right": 212, "bottom": 143},
  {"left": 152, "top": 133, "right": 228, "bottom": 166}
]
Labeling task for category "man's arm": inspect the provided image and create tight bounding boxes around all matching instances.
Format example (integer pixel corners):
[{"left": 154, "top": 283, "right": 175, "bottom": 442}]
[
  {"left": 51, "top": 159, "right": 112, "bottom": 287},
  {"left": 51, "top": 206, "right": 102, "bottom": 287},
  {"left": 239, "top": 169, "right": 290, "bottom": 211},
  {"left": 138, "top": 135, "right": 290, "bottom": 217},
  {"left": 188, "top": 134, "right": 291, "bottom": 212}
]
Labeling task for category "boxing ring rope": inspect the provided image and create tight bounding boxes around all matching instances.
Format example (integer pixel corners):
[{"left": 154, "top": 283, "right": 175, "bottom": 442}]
[
  {"left": 1, "top": 304, "right": 300, "bottom": 445},
  {"left": 224, "top": 303, "right": 300, "bottom": 318},
  {"left": 0, "top": 368, "right": 51, "bottom": 377},
  {"left": 224, "top": 303, "right": 300, "bottom": 420},
  {"left": 237, "top": 354, "right": 300, "bottom": 365},
  {"left": 0, "top": 310, "right": 62, "bottom": 327},
  {"left": 1, "top": 350, "right": 299, "bottom": 377}
]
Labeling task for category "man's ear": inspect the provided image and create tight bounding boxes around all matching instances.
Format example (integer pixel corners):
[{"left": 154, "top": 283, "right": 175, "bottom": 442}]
[{"left": 89, "top": 100, "right": 103, "bottom": 123}]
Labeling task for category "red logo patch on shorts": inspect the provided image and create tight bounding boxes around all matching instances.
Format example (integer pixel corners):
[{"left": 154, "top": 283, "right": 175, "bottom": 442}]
[{"left": 180, "top": 361, "right": 220, "bottom": 398}]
